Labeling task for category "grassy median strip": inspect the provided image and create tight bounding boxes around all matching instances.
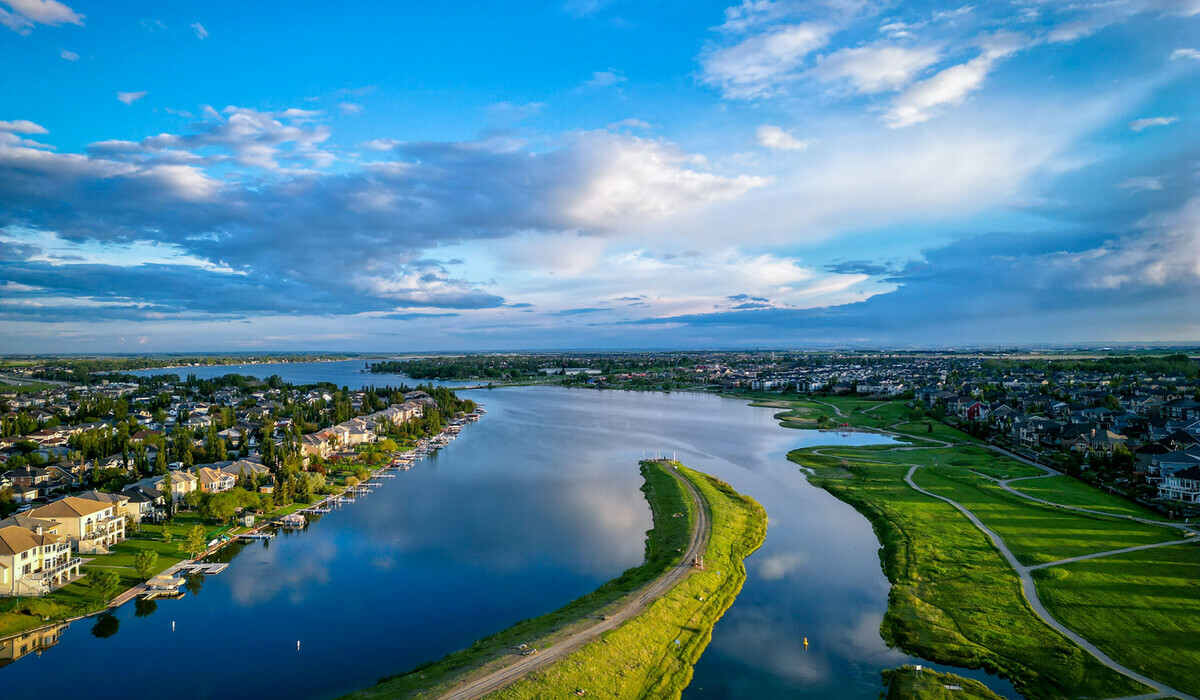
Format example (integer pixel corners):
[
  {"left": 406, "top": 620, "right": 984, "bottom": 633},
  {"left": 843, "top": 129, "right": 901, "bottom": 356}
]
[
  {"left": 345, "top": 459, "right": 712, "bottom": 699},
  {"left": 489, "top": 463, "right": 765, "bottom": 700}
]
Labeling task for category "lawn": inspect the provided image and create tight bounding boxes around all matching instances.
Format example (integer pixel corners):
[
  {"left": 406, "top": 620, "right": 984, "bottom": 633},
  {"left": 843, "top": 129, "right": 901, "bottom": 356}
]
[
  {"left": 491, "top": 464, "right": 767, "bottom": 700},
  {"left": 792, "top": 448, "right": 1149, "bottom": 700},
  {"left": 912, "top": 467, "right": 1181, "bottom": 566},
  {"left": 1033, "top": 542, "right": 1200, "bottom": 698},
  {"left": 0, "top": 516, "right": 214, "bottom": 638},
  {"left": 1009, "top": 475, "right": 1172, "bottom": 521},
  {"left": 346, "top": 459, "right": 708, "bottom": 699}
]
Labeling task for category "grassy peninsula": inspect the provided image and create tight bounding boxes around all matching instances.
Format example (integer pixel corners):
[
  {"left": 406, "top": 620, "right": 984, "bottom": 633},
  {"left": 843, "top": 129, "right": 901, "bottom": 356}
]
[
  {"left": 769, "top": 395, "right": 1200, "bottom": 699},
  {"left": 491, "top": 463, "right": 765, "bottom": 699},
  {"left": 347, "top": 461, "right": 765, "bottom": 699}
]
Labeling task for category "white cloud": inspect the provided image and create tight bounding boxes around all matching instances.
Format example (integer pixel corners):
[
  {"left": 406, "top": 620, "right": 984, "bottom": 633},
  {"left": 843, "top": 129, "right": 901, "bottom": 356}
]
[
  {"left": 190, "top": 22, "right": 208, "bottom": 39},
  {"left": 882, "top": 34, "right": 1024, "bottom": 129},
  {"left": 607, "top": 118, "right": 652, "bottom": 130},
  {"left": 1066, "top": 197, "right": 1200, "bottom": 289},
  {"left": 756, "top": 124, "right": 810, "bottom": 151},
  {"left": 1129, "top": 116, "right": 1178, "bottom": 132},
  {"left": 585, "top": 70, "right": 627, "bottom": 88},
  {"left": 701, "top": 22, "right": 831, "bottom": 99},
  {"left": 1172, "top": 48, "right": 1200, "bottom": 60},
  {"left": 137, "top": 164, "right": 221, "bottom": 201},
  {"left": 0, "top": 119, "right": 48, "bottom": 134},
  {"left": 717, "top": 0, "right": 802, "bottom": 33},
  {"left": 566, "top": 132, "right": 773, "bottom": 228},
  {"left": 932, "top": 5, "right": 974, "bottom": 21},
  {"left": 1116, "top": 176, "right": 1163, "bottom": 191},
  {"left": 339, "top": 102, "right": 364, "bottom": 115},
  {"left": 362, "top": 138, "right": 400, "bottom": 152},
  {"left": 0, "top": 0, "right": 83, "bottom": 34},
  {"left": 117, "top": 91, "right": 148, "bottom": 105},
  {"left": 812, "top": 43, "right": 941, "bottom": 94},
  {"left": 59, "top": 47, "right": 76, "bottom": 60}
]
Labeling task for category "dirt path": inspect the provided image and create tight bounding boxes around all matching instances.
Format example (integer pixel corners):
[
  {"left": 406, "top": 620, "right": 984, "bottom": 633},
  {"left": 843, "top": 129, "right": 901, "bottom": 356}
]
[{"left": 438, "top": 464, "right": 712, "bottom": 700}]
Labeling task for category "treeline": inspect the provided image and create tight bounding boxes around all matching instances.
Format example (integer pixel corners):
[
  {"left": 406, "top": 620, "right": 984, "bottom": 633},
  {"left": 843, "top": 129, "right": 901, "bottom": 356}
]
[
  {"left": 26, "top": 354, "right": 352, "bottom": 384},
  {"left": 982, "top": 353, "right": 1198, "bottom": 379},
  {"left": 369, "top": 354, "right": 710, "bottom": 380}
]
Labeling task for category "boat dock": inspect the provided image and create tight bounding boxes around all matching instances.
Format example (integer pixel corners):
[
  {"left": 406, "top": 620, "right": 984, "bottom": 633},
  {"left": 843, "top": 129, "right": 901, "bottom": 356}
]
[{"left": 178, "top": 562, "right": 229, "bottom": 575}]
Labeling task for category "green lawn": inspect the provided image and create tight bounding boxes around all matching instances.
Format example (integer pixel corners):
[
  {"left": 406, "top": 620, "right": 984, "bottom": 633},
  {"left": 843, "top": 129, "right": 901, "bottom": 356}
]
[
  {"left": 792, "top": 449, "right": 1149, "bottom": 700},
  {"left": 1010, "top": 475, "right": 1171, "bottom": 521},
  {"left": 751, "top": 393, "right": 1192, "bottom": 699},
  {"left": 1034, "top": 543, "right": 1200, "bottom": 698},
  {"left": 912, "top": 467, "right": 1181, "bottom": 566}
]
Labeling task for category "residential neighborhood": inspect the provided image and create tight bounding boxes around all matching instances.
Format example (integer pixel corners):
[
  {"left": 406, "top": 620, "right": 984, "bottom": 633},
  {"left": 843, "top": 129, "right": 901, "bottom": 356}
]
[{"left": 0, "top": 370, "right": 474, "bottom": 604}]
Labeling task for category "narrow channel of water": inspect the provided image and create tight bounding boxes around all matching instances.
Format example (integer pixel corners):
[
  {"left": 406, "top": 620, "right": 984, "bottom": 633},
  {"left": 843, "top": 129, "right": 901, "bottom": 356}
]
[{"left": 0, "top": 365, "right": 1018, "bottom": 698}]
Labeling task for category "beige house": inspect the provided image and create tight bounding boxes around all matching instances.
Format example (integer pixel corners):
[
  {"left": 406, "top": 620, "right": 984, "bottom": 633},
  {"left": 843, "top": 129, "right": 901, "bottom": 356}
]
[
  {"left": 197, "top": 467, "right": 235, "bottom": 493},
  {"left": 29, "top": 496, "right": 126, "bottom": 554},
  {"left": 161, "top": 471, "right": 199, "bottom": 502},
  {"left": 0, "top": 525, "right": 81, "bottom": 597}
]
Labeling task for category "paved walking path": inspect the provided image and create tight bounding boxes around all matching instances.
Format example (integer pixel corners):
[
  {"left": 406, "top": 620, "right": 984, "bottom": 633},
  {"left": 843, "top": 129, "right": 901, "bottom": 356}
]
[
  {"left": 794, "top": 401, "right": 1198, "bottom": 699},
  {"left": 1029, "top": 539, "right": 1197, "bottom": 571},
  {"left": 903, "top": 465, "right": 1196, "bottom": 700},
  {"left": 439, "top": 463, "right": 711, "bottom": 700}
]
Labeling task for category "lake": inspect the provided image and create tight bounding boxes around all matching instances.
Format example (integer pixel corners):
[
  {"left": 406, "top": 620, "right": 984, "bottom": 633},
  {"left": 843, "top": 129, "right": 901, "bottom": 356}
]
[{"left": 1, "top": 364, "right": 1018, "bottom": 698}]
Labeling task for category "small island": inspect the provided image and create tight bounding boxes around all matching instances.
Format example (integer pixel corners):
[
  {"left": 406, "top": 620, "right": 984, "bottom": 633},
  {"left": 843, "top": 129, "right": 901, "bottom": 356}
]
[{"left": 346, "top": 459, "right": 766, "bottom": 699}]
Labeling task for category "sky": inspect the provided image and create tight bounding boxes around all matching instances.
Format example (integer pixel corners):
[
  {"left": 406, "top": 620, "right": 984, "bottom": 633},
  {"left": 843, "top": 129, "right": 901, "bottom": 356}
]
[{"left": 0, "top": 0, "right": 1197, "bottom": 352}]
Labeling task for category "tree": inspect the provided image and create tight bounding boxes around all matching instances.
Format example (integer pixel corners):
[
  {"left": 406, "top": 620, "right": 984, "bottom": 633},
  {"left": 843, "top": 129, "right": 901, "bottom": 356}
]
[
  {"left": 185, "top": 525, "right": 207, "bottom": 559},
  {"left": 133, "top": 549, "right": 158, "bottom": 580},
  {"left": 161, "top": 528, "right": 173, "bottom": 545},
  {"left": 89, "top": 569, "right": 121, "bottom": 601},
  {"left": 159, "top": 476, "right": 175, "bottom": 521}
]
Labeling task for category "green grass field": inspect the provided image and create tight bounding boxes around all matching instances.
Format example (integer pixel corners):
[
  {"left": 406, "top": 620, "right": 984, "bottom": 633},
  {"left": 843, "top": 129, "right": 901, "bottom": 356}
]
[
  {"left": 1009, "top": 475, "right": 1171, "bottom": 521},
  {"left": 1033, "top": 543, "right": 1200, "bottom": 698},
  {"left": 794, "top": 450, "right": 1148, "bottom": 700},
  {"left": 345, "top": 459, "right": 713, "bottom": 699},
  {"left": 912, "top": 467, "right": 1181, "bottom": 566},
  {"left": 491, "top": 464, "right": 766, "bottom": 700}
]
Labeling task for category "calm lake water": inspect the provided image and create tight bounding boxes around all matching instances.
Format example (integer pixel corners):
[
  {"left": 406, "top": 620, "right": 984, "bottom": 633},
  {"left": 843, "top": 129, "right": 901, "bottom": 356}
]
[{"left": 2, "top": 364, "right": 1018, "bottom": 699}]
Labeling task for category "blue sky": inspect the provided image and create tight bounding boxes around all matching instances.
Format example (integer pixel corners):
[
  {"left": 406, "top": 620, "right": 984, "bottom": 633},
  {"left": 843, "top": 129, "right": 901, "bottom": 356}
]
[{"left": 1, "top": 0, "right": 1197, "bottom": 352}]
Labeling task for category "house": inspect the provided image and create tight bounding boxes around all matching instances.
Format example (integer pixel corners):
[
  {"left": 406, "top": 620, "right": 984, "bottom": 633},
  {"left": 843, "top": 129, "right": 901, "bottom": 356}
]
[
  {"left": 75, "top": 490, "right": 132, "bottom": 520},
  {"left": 301, "top": 433, "right": 332, "bottom": 459},
  {"left": 160, "top": 470, "right": 198, "bottom": 502},
  {"left": 28, "top": 496, "right": 126, "bottom": 554},
  {"left": 1148, "top": 447, "right": 1200, "bottom": 482},
  {"left": 1067, "top": 428, "right": 1128, "bottom": 455},
  {"left": 0, "top": 525, "right": 80, "bottom": 597},
  {"left": 197, "top": 467, "right": 235, "bottom": 493},
  {"left": 219, "top": 459, "right": 270, "bottom": 480},
  {"left": 119, "top": 485, "right": 164, "bottom": 521},
  {"left": 1158, "top": 465, "right": 1200, "bottom": 504},
  {"left": 4, "top": 466, "right": 52, "bottom": 488}
]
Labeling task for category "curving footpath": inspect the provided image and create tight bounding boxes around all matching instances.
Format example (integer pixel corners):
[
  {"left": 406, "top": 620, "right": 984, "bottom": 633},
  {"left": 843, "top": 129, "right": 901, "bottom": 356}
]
[
  {"left": 797, "top": 403, "right": 1197, "bottom": 700},
  {"left": 438, "top": 463, "right": 711, "bottom": 700},
  {"left": 904, "top": 465, "right": 1197, "bottom": 700}
]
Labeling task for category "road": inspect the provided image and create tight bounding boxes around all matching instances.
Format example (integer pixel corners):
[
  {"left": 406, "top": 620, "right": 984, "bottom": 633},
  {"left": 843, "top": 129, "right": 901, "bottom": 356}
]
[
  {"left": 904, "top": 465, "right": 1197, "bottom": 700},
  {"left": 438, "top": 462, "right": 712, "bottom": 700}
]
